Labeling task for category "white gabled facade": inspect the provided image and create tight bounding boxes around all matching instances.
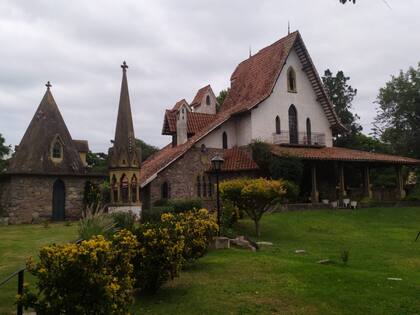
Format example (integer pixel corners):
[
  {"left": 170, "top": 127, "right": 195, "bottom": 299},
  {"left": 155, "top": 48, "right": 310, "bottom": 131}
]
[{"left": 197, "top": 47, "right": 333, "bottom": 149}]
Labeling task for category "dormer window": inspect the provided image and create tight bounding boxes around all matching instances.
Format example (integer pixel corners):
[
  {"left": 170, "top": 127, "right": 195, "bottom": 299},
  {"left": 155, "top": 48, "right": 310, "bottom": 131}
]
[
  {"left": 52, "top": 141, "right": 62, "bottom": 158},
  {"left": 206, "top": 95, "right": 210, "bottom": 105},
  {"left": 51, "top": 136, "right": 63, "bottom": 162},
  {"left": 287, "top": 67, "right": 297, "bottom": 93}
]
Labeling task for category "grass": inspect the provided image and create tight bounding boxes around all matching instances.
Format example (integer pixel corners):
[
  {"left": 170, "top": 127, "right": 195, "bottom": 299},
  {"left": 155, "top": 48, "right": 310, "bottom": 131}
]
[
  {"left": 1, "top": 208, "right": 420, "bottom": 314},
  {"left": 0, "top": 222, "right": 78, "bottom": 315}
]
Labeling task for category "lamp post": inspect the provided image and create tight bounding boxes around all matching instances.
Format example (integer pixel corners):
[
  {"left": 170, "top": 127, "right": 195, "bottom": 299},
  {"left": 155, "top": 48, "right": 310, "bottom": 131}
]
[{"left": 211, "top": 155, "right": 224, "bottom": 236}]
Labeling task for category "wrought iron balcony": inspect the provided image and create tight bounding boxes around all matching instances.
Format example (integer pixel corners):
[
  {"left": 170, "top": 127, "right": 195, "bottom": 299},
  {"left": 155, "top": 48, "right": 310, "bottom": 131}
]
[{"left": 272, "top": 131, "right": 326, "bottom": 146}]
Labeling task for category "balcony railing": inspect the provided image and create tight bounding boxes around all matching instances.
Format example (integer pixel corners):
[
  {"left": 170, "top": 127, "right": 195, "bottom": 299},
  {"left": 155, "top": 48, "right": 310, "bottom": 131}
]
[{"left": 272, "top": 131, "right": 326, "bottom": 146}]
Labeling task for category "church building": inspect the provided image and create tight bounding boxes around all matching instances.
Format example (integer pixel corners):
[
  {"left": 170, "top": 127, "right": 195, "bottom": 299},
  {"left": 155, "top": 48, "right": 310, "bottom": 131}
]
[
  {"left": 0, "top": 82, "right": 103, "bottom": 224},
  {"left": 139, "top": 31, "right": 420, "bottom": 209}
]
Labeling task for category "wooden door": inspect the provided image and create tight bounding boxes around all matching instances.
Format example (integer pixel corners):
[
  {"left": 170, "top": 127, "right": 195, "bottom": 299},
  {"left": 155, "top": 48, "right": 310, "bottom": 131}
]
[{"left": 52, "top": 179, "right": 65, "bottom": 221}]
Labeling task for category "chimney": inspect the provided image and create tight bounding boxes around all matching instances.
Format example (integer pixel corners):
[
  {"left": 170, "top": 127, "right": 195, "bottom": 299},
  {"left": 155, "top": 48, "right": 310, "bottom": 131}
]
[{"left": 176, "top": 106, "right": 188, "bottom": 145}]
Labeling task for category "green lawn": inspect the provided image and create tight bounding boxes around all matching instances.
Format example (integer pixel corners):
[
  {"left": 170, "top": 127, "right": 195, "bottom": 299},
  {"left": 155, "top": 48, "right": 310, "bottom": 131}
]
[
  {"left": 0, "top": 223, "right": 78, "bottom": 315},
  {"left": 1, "top": 208, "right": 420, "bottom": 314}
]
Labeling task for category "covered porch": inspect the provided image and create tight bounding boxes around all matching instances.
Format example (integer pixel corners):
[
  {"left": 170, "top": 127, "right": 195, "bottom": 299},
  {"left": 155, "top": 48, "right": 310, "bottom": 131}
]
[{"left": 270, "top": 145, "right": 420, "bottom": 206}]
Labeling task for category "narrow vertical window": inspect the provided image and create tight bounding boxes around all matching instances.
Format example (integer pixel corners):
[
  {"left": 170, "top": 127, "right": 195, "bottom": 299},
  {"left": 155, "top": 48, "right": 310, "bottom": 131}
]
[
  {"left": 288, "top": 105, "right": 298, "bottom": 144},
  {"left": 222, "top": 132, "right": 228, "bottom": 149},
  {"left": 161, "top": 181, "right": 169, "bottom": 199},
  {"left": 111, "top": 175, "right": 118, "bottom": 202},
  {"left": 196, "top": 176, "right": 201, "bottom": 197},
  {"left": 306, "top": 118, "right": 312, "bottom": 145},
  {"left": 202, "top": 176, "right": 207, "bottom": 197},
  {"left": 206, "top": 95, "right": 210, "bottom": 105},
  {"left": 208, "top": 176, "right": 212, "bottom": 197},
  {"left": 120, "top": 174, "right": 129, "bottom": 203},
  {"left": 275, "top": 116, "right": 281, "bottom": 134},
  {"left": 131, "top": 175, "right": 138, "bottom": 203},
  {"left": 287, "top": 67, "right": 297, "bottom": 92}
]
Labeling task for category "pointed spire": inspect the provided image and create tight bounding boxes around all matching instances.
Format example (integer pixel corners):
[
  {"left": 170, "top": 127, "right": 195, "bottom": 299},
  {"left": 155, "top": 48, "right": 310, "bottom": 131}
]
[
  {"left": 249, "top": 45, "right": 252, "bottom": 58},
  {"left": 109, "top": 61, "right": 141, "bottom": 168},
  {"left": 288, "top": 21, "right": 290, "bottom": 35}
]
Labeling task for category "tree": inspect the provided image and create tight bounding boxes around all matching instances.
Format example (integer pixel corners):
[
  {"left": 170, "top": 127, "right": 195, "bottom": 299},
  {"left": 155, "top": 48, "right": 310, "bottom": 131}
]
[
  {"left": 135, "top": 139, "right": 159, "bottom": 161},
  {"left": 0, "top": 133, "right": 11, "bottom": 172},
  {"left": 373, "top": 63, "right": 420, "bottom": 158},
  {"left": 220, "top": 178, "right": 286, "bottom": 237},
  {"left": 86, "top": 152, "right": 108, "bottom": 173},
  {"left": 216, "top": 89, "right": 229, "bottom": 112},
  {"left": 322, "top": 69, "right": 361, "bottom": 147}
]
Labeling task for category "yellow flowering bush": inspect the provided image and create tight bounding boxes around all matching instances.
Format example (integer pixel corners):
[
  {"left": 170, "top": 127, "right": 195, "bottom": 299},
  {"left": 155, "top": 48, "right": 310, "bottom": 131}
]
[
  {"left": 18, "top": 229, "right": 138, "bottom": 315},
  {"left": 174, "top": 209, "right": 218, "bottom": 261},
  {"left": 220, "top": 178, "right": 286, "bottom": 236},
  {"left": 134, "top": 214, "right": 185, "bottom": 293}
]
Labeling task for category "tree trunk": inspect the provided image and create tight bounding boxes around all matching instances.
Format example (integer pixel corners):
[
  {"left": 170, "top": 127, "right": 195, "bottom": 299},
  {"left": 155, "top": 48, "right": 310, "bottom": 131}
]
[{"left": 254, "top": 219, "right": 260, "bottom": 238}]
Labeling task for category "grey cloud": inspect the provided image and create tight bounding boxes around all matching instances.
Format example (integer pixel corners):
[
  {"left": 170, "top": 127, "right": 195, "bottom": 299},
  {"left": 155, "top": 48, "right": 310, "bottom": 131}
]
[{"left": 0, "top": 0, "right": 419, "bottom": 152}]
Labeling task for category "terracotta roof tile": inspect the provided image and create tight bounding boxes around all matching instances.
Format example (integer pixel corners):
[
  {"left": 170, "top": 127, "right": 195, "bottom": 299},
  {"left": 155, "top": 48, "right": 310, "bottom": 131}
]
[
  {"left": 221, "top": 147, "right": 259, "bottom": 172},
  {"left": 162, "top": 111, "right": 217, "bottom": 135},
  {"left": 190, "top": 85, "right": 211, "bottom": 108},
  {"left": 270, "top": 145, "right": 420, "bottom": 165}
]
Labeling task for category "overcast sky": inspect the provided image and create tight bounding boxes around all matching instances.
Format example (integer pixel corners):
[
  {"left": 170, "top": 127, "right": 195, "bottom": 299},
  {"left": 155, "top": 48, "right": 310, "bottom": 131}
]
[{"left": 0, "top": 0, "right": 419, "bottom": 152}]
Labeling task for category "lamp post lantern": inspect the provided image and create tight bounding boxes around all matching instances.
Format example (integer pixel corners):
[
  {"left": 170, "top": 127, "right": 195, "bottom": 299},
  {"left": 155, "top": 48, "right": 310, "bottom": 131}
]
[{"left": 211, "top": 155, "right": 224, "bottom": 236}]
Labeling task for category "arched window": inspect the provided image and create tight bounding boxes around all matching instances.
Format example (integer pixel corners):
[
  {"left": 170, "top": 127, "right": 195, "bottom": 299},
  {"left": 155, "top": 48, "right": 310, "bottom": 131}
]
[
  {"left": 131, "top": 175, "right": 138, "bottom": 203},
  {"left": 207, "top": 176, "right": 213, "bottom": 197},
  {"left": 275, "top": 116, "right": 281, "bottom": 134},
  {"left": 111, "top": 175, "right": 118, "bottom": 203},
  {"left": 306, "top": 118, "right": 312, "bottom": 145},
  {"left": 206, "top": 95, "right": 210, "bottom": 105},
  {"left": 288, "top": 105, "right": 298, "bottom": 144},
  {"left": 120, "top": 174, "right": 129, "bottom": 203},
  {"left": 202, "top": 175, "right": 208, "bottom": 198},
  {"left": 287, "top": 67, "right": 297, "bottom": 92},
  {"left": 161, "top": 181, "right": 170, "bottom": 199},
  {"left": 196, "top": 176, "right": 201, "bottom": 197},
  {"left": 52, "top": 141, "right": 62, "bottom": 158},
  {"left": 222, "top": 132, "right": 228, "bottom": 149}
]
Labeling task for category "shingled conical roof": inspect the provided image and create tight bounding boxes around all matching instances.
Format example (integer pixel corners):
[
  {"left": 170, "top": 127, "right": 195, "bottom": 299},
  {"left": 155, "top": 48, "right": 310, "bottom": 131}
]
[
  {"left": 108, "top": 62, "right": 141, "bottom": 169},
  {"left": 7, "top": 83, "right": 86, "bottom": 175}
]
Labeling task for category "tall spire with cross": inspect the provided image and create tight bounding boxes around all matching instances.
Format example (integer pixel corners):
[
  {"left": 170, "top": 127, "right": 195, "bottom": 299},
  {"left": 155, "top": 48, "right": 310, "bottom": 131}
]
[
  {"left": 108, "top": 61, "right": 142, "bottom": 207},
  {"left": 288, "top": 21, "right": 290, "bottom": 35},
  {"left": 45, "top": 81, "right": 52, "bottom": 90}
]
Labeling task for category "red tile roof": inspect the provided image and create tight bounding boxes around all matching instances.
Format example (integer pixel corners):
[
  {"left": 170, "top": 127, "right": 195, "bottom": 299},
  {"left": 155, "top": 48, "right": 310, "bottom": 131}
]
[
  {"left": 172, "top": 99, "right": 188, "bottom": 111},
  {"left": 270, "top": 145, "right": 420, "bottom": 165},
  {"left": 162, "top": 111, "right": 217, "bottom": 136},
  {"left": 220, "top": 31, "right": 344, "bottom": 131},
  {"left": 141, "top": 31, "right": 354, "bottom": 186},
  {"left": 221, "top": 147, "right": 258, "bottom": 172},
  {"left": 190, "top": 85, "right": 211, "bottom": 108}
]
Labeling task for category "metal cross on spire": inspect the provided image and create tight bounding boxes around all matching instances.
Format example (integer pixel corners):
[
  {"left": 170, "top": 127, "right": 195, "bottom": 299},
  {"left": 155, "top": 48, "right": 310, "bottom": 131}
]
[
  {"left": 45, "top": 81, "right": 52, "bottom": 89},
  {"left": 121, "top": 61, "right": 128, "bottom": 71}
]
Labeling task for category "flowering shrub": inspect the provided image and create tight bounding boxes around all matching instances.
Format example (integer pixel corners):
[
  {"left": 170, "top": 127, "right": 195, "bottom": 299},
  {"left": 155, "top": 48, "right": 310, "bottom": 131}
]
[
  {"left": 175, "top": 209, "right": 218, "bottom": 261},
  {"left": 133, "top": 214, "right": 185, "bottom": 293},
  {"left": 220, "top": 178, "right": 286, "bottom": 236},
  {"left": 18, "top": 230, "right": 138, "bottom": 315}
]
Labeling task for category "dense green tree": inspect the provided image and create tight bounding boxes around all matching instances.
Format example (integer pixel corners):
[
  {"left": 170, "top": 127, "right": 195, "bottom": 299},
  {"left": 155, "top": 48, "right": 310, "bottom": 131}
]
[
  {"left": 216, "top": 89, "right": 229, "bottom": 112},
  {"left": 135, "top": 139, "right": 159, "bottom": 161},
  {"left": 373, "top": 63, "right": 420, "bottom": 158},
  {"left": 87, "top": 139, "right": 159, "bottom": 173},
  {"left": 0, "top": 133, "right": 11, "bottom": 172},
  {"left": 86, "top": 152, "right": 108, "bottom": 173},
  {"left": 322, "top": 69, "right": 361, "bottom": 147}
]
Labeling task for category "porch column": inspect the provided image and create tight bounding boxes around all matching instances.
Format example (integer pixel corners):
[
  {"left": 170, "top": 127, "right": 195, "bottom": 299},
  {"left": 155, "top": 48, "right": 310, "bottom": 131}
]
[
  {"left": 311, "top": 163, "right": 319, "bottom": 203},
  {"left": 363, "top": 165, "right": 372, "bottom": 198},
  {"left": 395, "top": 165, "right": 406, "bottom": 199},
  {"left": 339, "top": 163, "right": 347, "bottom": 198}
]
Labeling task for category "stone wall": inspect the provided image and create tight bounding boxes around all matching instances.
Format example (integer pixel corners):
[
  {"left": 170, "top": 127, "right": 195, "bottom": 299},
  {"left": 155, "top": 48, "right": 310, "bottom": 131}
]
[
  {"left": 0, "top": 174, "right": 100, "bottom": 224},
  {"left": 146, "top": 147, "right": 258, "bottom": 210}
]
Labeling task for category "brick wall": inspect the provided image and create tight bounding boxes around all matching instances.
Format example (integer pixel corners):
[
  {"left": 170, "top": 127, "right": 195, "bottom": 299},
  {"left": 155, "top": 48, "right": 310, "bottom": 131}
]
[
  {"left": 146, "top": 147, "right": 258, "bottom": 210},
  {"left": 0, "top": 174, "right": 101, "bottom": 224}
]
